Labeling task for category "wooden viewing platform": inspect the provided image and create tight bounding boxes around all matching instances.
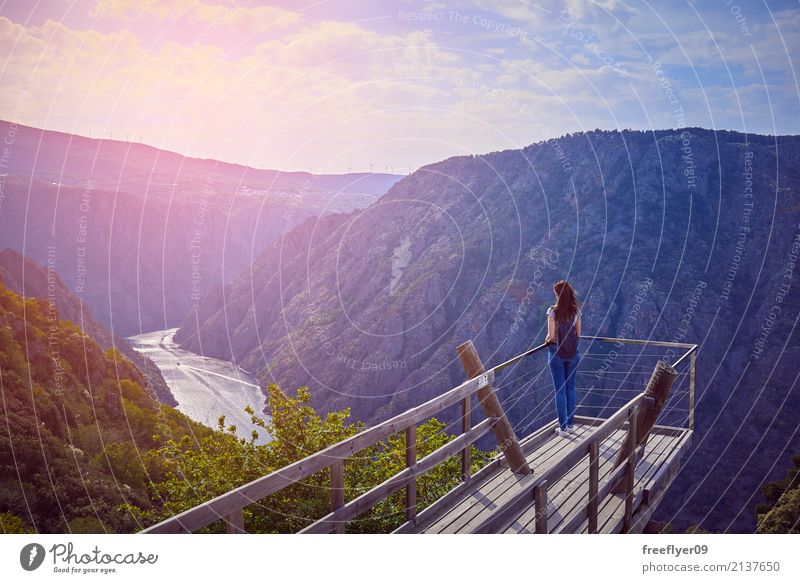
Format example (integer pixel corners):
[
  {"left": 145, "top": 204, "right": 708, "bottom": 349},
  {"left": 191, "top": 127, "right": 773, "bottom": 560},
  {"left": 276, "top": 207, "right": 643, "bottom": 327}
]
[
  {"left": 399, "top": 418, "right": 691, "bottom": 534},
  {"left": 141, "top": 336, "right": 697, "bottom": 535}
]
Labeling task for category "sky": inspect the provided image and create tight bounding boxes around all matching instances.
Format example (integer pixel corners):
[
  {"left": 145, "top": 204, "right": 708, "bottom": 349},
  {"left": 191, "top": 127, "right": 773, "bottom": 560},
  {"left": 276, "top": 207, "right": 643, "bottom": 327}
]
[{"left": 0, "top": 0, "right": 798, "bottom": 173}]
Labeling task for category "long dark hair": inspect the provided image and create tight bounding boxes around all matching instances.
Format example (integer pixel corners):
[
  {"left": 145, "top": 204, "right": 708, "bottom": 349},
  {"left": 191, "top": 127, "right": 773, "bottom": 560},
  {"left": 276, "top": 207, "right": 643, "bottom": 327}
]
[{"left": 553, "top": 280, "right": 580, "bottom": 323}]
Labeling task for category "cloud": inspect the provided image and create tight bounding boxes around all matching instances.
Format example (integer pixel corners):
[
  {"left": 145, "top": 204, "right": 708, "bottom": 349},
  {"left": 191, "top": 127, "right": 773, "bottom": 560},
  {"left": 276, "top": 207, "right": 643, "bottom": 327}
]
[
  {"left": 0, "top": 1, "right": 796, "bottom": 173},
  {"left": 94, "top": 0, "right": 301, "bottom": 32},
  {"left": 0, "top": 14, "right": 476, "bottom": 171}
]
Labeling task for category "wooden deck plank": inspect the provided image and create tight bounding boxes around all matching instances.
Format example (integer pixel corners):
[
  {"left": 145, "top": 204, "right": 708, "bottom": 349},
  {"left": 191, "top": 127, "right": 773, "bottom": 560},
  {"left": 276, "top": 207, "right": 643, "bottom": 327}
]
[
  {"left": 501, "top": 428, "right": 679, "bottom": 534},
  {"left": 424, "top": 423, "right": 586, "bottom": 533},
  {"left": 502, "top": 428, "right": 631, "bottom": 533},
  {"left": 573, "top": 428, "right": 691, "bottom": 533},
  {"left": 398, "top": 420, "right": 558, "bottom": 533},
  {"left": 590, "top": 430, "right": 685, "bottom": 534},
  {"left": 415, "top": 421, "right": 691, "bottom": 535},
  {"left": 469, "top": 425, "right": 626, "bottom": 535},
  {"left": 628, "top": 430, "right": 694, "bottom": 533},
  {"left": 424, "top": 435, "right": 566, "bottom": 533},
  {"left": 520, "top": 429, "right": 637, "bottom": 533},
  {"left": 564, "top": 431, "right": 676, "bottom": 534},
  {"left": 441, "top": 423, "right": 613, "bottom": 534},
  {"left": 547, "top": 430, "right": 674, "bottom": 532}
]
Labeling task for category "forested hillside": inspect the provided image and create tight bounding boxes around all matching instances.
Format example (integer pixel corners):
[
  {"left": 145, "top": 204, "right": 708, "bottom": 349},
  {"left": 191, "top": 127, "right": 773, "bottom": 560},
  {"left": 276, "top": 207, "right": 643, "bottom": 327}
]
[
  {"left": 0, "top": 278, "right": 490, "bottom": 533},
  {"left": 0, "top": 278, "right": 210, "bottom": 532},
  {"left": 0, "top": 248, "right": 175, "bottom": 405},
  {"left": 757, "top": 454, "right": 800, "bottom": 533}
]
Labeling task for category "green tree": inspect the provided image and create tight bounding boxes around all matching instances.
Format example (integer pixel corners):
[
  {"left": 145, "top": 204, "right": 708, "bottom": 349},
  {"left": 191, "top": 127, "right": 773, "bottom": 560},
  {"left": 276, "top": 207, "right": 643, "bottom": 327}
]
[
  {"left": 0, "top": 279, "right": 495, "bottom": 534},
  {"left": 123, "top": 383, "right": 495, "bottom": 533},
  {"left": 0, "top": 280, "right": 213, "bottom": 533},
  {"left": 757, "top": 454, "right": 800, "bottom": 533},
  {"left": 0, "top": 511, "right": 35, "bottom": 534},
  {"left": 67, "top": 516, "right": 113, "bottom": 534}
]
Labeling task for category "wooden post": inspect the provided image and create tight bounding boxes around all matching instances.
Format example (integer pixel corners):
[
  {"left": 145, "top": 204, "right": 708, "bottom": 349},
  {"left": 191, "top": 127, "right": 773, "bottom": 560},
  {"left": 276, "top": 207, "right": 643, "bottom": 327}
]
[
  {"left": 613, "top": 360, "right": 677, "bottom": 474},
  {"left": 534, "top": 481, "right": 548, "bottom": 533},
  {"left": 226, "top": 508, "right": 245, "bottom": 533},
  {"left": 456, "top": 340, "right": 531, "bottom": 475},
  {"left": 623, "top": 406, "right": 638, "bottom": 533},
  {"left": 689, "top": 351, "right": 696, "bottom": 431},
  {"left": 330, "top": 460, "right": 345, "bottom": 533},
  {"left": 405, "top": 425, "right": 417, "bottom": 524},
  {"left": 461, "top": 395, "right": 471, "bottom": 481},
  {"left": 588, "top": 441, "right": 599, "bottom": 534}
]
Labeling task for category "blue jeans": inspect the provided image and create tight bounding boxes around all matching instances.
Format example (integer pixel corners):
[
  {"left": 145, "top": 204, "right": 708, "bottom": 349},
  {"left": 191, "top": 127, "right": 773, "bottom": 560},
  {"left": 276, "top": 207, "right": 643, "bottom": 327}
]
[{"left": 548, "top": 345, "right": 580, "bottom": 430}]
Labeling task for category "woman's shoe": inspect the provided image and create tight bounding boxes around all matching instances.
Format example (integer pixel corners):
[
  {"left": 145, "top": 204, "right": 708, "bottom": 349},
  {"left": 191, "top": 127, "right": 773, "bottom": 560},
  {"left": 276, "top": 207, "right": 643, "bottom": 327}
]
[
  {"left": 554, "top": 427, "right": 570, "bottom": 437},
  {"left": 566, "top": 426, "right": 578, "bottom": 435}
]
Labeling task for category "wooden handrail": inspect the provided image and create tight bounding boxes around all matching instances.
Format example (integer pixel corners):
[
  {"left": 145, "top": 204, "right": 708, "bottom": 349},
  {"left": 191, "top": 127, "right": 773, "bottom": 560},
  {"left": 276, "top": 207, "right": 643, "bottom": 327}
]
[
  {"left": 141, "top": 369, "right": 494, "bottom": 533},
  {"left": 490, "top": 342, "right": 550, "bottom": 373},
  {"left": 298, "top": 416, "right": 500, "bottom": 533}
]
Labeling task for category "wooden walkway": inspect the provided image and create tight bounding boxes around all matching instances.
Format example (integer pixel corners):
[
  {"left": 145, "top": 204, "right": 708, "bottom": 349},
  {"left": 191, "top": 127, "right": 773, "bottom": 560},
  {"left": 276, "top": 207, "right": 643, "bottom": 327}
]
[
  {"left": 397, "top": 417, "right": 692, "bottom": 534},
  {"left": 141, "top": 336, "right": 697, "bottom": 535}
]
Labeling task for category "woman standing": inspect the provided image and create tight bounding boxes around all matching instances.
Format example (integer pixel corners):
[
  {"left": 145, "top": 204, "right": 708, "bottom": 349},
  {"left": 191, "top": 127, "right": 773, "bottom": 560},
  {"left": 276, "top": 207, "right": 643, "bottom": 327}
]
[{"left": 545, "top": 280, "right": 582, "bottom": 437}]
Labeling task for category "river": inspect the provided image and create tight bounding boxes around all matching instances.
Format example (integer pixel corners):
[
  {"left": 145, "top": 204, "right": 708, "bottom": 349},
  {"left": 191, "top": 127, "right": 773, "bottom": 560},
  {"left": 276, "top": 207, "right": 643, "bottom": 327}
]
[{"left": 127, "top": 328, "right": 271, "bottom": 444}]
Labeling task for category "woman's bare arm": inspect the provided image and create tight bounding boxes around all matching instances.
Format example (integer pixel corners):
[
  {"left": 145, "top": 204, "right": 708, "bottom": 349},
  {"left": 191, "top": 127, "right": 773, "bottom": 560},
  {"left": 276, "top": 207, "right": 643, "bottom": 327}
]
[
  {"left": 546, "top": 313, "right": 556, "bottom": 343},
  {"left": 576, "top": 316, "right": 581, "bottom": 337}
]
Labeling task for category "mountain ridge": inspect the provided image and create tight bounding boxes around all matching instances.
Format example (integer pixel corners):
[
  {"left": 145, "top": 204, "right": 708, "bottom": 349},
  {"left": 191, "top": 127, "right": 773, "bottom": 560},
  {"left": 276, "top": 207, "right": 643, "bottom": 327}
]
[
  {"left": 0, "top": 118, "right": 401, "bottom": 190},
  {"left": 0, "top": 120, "right": 402, "bottom": 335},
  {"left": 175, "top": 126, "right": 800, "bottom": 532}
]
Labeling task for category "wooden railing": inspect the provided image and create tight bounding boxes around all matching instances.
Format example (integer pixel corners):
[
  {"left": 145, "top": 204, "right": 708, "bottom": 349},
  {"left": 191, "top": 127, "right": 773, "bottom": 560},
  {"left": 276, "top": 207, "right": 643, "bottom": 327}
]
[
  {"left": 141, "top": 367, "right": 504, "bottom": 533},
  {"left": 141, "top": 335, "right": 697, "bottom": 534},
  {"left": 470, "top": 337, "right": 698, "bottom": 534}
]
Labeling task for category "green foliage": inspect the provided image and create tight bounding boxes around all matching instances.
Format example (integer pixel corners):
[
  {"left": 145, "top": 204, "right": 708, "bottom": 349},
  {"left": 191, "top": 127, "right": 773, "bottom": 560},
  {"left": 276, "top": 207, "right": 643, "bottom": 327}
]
[
  {"left": 0, "top": 511, "right": 35, "bottom": 533},
  {"left": 124, "top": 383, "right": 495, "bottom": 533},
  {"left": 103, "top": 347, "right": 126, "bottom": 363},
  {"left": 1, "top": 279, "right": 495, "bottom": 533},
  {"left": 92, "top": 441, "right": 150, "bottom": 491},
  {"left": 67, "top": 516, "right": 114, "bottom": 534},
  {"left": 0, "top": 280, "right": 211, "bottom": 533},
  {"left": 684, "top": 524, "right": 713, "bottom": 534},
  {"left": 757, "top": 454, "right": 800, "bottom": 533}
]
